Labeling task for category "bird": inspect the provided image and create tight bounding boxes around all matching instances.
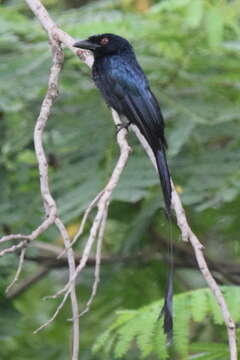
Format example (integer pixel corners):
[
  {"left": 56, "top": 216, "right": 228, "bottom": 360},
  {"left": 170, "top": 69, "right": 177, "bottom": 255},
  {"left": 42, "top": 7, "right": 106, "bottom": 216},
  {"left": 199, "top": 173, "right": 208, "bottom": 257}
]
[{"left": 74, "top": 33, "right": 173, "bottom": 338}]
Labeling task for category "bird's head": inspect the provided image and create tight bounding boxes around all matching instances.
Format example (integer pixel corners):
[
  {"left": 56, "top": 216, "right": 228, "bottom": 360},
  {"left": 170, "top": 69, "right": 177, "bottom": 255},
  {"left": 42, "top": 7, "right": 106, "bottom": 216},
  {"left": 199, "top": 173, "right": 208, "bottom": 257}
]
[{"left": 73, "top": 33, "right": 132, "bottom": 58}]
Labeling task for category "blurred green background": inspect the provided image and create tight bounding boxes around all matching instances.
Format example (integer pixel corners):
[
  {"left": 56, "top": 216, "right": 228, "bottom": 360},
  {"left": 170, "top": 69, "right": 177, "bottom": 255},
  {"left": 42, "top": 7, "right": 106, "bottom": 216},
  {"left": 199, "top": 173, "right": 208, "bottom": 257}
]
[{"left": 0, "top": 0, "right": 240, "bottom": 359}]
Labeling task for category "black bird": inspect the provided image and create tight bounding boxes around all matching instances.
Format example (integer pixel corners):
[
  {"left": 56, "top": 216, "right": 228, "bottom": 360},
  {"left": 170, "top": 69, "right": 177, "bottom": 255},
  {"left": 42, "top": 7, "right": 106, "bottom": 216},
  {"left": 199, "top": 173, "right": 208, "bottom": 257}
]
[{"left": 74, "top": 34, "right": 173, "bottom": 337}]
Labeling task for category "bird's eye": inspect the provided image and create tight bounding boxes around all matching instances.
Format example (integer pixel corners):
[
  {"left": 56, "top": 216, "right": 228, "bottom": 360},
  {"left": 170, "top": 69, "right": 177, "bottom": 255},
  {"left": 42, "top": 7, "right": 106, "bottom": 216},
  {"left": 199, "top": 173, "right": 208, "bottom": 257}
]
[{"left": 100, "top": 37, "right": 109, "bottom": 45}]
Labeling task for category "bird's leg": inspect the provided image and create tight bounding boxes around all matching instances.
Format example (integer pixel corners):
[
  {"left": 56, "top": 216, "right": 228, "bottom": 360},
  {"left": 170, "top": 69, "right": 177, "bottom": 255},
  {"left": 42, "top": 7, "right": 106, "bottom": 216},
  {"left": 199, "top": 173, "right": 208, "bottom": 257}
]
[{"left": 115, "top": 120, "right": 131, "bottom": 134}]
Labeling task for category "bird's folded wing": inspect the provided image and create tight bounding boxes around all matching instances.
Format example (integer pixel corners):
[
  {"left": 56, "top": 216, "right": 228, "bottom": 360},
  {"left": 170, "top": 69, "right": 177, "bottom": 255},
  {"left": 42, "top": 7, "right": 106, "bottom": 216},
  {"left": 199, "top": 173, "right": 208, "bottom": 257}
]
[{"left": 103, "top": 64, "right": 167, "bottom": 150}]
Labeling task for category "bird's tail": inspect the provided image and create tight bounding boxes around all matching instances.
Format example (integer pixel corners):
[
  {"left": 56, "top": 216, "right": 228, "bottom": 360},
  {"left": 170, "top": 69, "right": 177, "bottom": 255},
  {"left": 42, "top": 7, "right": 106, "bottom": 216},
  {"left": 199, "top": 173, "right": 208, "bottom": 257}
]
[
  {"left": 159, "top": 267, "right": 173, "bottom": 342},
  {"left": 155, "top": 149, "right": 172, "bottom": 216},
  {"left": 155, "top": 148, "right": 173, "bottom": 340}
]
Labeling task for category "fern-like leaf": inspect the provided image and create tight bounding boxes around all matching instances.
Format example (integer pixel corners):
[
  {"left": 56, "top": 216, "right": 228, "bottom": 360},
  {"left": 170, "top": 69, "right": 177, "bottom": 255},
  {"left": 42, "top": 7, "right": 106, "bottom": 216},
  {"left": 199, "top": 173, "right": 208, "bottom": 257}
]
[
  {"left": 135, "top": 304, "right": 160, "bottom": 357},
  {"left": 152, "top": 319, "right": 169, "bottom": 360},
  {"left": 190, "top": 288, "right": 208, "bottom": 323},
  {"left": 173, "top": 293, "right": 190, "bottom": 359},
  {"left": 93, "top": 286, "right": 240, "bottom": 359}
]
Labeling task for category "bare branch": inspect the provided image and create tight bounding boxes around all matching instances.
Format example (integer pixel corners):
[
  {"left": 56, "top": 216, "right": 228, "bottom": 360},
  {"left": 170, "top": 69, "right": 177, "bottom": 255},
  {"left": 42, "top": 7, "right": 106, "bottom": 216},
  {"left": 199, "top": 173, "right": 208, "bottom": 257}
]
[
  {"left": 45, "top": 110, "right": 130, "bottom": 301},
  {"left": 55, "top": 217, "right": 79, "bottom": 359},
  {"left": 78, "top": 208, "right": 107, "bottom": 318},
  {"left": 34, "top": 289, "right": 70, "bottom": 334},
  {"left": 6, "top": 266, "right": 50, "bottom": 299},
  {"left": 0, "top": 240, "right": 27, "bottom": 256},
  {"left": 5, "top": 248, "right": 26, "bottom": 294},
  {"left": 0, "top": 234, "right": 30, "bottom": 244},
  {"left": 130, "top": 124, "right": 237, "bottom": 360},
  {"left": 58, "top": 191, "right": 104, "bottom": 259}
]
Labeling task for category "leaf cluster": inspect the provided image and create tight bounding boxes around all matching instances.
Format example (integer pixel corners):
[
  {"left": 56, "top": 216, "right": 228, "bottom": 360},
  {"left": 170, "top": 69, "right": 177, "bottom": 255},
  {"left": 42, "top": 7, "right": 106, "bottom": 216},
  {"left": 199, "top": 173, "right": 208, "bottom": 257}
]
[{"left": 93, "top": 286, "right": 240, "bottom": 359}]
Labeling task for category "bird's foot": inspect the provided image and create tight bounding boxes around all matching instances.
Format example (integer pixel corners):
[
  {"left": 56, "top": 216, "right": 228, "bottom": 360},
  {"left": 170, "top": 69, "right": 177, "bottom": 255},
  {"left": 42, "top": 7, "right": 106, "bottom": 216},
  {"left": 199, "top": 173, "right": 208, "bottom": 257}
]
[{"left": 116, "top": 121, "right": 131, "bottom": 134}]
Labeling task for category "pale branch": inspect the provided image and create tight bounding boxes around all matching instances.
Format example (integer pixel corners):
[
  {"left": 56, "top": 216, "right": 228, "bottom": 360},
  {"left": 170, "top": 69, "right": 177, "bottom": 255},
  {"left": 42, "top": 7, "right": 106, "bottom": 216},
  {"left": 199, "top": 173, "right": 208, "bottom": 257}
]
[
  {"left": 55, "top": 217, "right": 79, "bottom": 359},
  {"left": 33, "top": 109, "right": 131, "bottom": 334},
  {"left": 0, "top": 14, "right": 80, "bottom": 358},
  {"left": 58, "top": 190, "right": 104, "bottom": 259},
  {"left": 0, "top": 214, "right": 56, "bottom": 248},
  {"left": 33, "top": 35, "right": 80, "bottom": 358},
  {"left": 131, "top": 125, "right": 237, "bottom": 360},
  {"left": 43, "top": 111, "right": 130, "bottom": 301},
  {"left": 0, "top": 35, "right": 63, "bottom": 261},
  {"left": 0, "top": 233, "right": 29, "bottom": 244},
  {"left": 0, "top": 240, "right": 27, "bottom": 256},
  {"left": 34, "top": 288, "right": 71, "bottom": 334},
  {"left": 6, "top": 266, "right": 51, "bottom": 299},
  {"left": 25, "top": 0, "right": 93, "bottom": 67},
  {"left": 20, "top": 0, "right": 131, "bottom": 340},
  {"left": 5, "top": 248, "right": 26, "bottom": 294},
  {"left": 78, "top": 208, "right": 107, "bottom": 318}
]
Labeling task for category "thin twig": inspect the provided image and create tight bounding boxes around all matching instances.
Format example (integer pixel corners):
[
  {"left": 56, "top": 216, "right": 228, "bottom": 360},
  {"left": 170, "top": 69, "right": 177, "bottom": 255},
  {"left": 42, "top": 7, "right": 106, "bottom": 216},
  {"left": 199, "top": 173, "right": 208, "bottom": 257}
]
[
  {"left": 6, "top": 266, "right": 51, "bottom": 299},
  {"left": 78, "top": 208, "right": 107, "bottom": 318},
  {"left": 58, "top": 191, "right": 104, "bottom": 259},
  {"left": 0, "top": 234, "right": 30, "bottom": 244},
  {"left": 55, "top": 217, "right": 79, "bottom": 360},
  {"left": 5, "top": 248, "right": 26, "bottom": 294},
  {"left": 34, "top": 290, "right": 70, "bottom": 334},
  {"left": 0, "top": 241, "right": 27, "bottom": 256},
  {"left": 46, "top": 113, "right": 130, "bottom": 300}
]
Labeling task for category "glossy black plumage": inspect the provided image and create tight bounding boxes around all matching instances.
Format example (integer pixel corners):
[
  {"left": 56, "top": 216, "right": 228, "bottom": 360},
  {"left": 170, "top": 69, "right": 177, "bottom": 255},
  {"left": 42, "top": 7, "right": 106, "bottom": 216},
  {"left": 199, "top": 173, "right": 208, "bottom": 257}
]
[
  {"left": 74, "top": 34, "right": 173, "bottom": 337},
  {"left": 74, "top": 34, "right": 172, "bottom": 214}
]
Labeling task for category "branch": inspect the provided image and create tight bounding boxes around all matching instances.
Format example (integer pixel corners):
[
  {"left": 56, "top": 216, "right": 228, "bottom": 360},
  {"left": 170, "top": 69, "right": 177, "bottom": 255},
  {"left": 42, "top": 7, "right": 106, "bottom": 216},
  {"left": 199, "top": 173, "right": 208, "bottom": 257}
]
[
  {"left": 6, "top": 248, "right": 26, "bottom": 293},
  {"left": 0, "top": 7, "right": 80, "bottom": 357},
  {"left": 36, "top": 109, "right": 130, "bottom": 319},
  {"left": 132, "top": 126, "right": 237, "bottom": 360},
  {"left": 16, "top": 0, "right": 129, "bottom": 348},
  {"left": 55, "top": 217, "right": 79, "bottom": 358},
  {"left": 6, "top": 266, "right": 51, "bottom": 299}
]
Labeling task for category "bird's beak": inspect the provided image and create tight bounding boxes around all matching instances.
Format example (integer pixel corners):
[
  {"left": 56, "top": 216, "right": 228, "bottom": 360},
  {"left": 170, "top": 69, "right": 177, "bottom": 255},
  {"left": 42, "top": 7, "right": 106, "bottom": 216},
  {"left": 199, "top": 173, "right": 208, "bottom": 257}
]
[{"left": 73, "top": 40, "right": 100, "bottom": 51}]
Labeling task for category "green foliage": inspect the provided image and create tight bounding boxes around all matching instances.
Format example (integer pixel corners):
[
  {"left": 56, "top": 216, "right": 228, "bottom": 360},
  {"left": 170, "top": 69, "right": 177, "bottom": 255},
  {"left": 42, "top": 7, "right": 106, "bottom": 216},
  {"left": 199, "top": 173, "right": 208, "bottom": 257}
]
[
  {"left": 189, "top": 342, "right": 229, "bottom": 360},
  {"left": 0, "top": 0, "right": 240, "bottom": 359},
  {"left": 1, "top": 0, "right": 240, "bottom": 234},
  {"left": 93, "top": 286, "right": 240, "bottom": 359}
]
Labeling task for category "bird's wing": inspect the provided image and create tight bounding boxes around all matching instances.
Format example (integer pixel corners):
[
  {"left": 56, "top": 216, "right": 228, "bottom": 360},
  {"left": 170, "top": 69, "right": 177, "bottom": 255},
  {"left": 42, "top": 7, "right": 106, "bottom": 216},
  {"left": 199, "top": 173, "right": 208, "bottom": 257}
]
[{"left": 96, "top": 59, "right": 167, "bottom": 150}]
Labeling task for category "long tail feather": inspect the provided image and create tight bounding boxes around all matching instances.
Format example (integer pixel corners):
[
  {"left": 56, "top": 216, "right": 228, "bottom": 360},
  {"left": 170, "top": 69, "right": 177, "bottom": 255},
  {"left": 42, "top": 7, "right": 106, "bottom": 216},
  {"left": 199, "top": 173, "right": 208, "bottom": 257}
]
[
  {"left": 159, "top": 268, "right": 173, "bottom": 342},
  {"left": 155, "top": 148, "right": 173, "bottom": 340},
  {"left": 155, "top": 149, "right": 172, "bottom": 215}
]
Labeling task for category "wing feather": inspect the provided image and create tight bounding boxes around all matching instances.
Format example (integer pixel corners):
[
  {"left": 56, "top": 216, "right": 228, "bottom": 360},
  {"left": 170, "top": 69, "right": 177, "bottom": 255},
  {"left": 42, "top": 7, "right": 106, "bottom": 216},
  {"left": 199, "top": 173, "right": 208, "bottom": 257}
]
[{"left": 93, "top": 56, "right": 167, "bottom": 150}]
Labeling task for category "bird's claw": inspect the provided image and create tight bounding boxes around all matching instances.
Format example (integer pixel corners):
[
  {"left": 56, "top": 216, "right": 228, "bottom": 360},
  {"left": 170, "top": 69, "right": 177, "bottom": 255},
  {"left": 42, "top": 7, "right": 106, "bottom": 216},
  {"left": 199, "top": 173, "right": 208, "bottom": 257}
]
[{"left": 116, "top": 122, "right": 131, "bottom": 134}]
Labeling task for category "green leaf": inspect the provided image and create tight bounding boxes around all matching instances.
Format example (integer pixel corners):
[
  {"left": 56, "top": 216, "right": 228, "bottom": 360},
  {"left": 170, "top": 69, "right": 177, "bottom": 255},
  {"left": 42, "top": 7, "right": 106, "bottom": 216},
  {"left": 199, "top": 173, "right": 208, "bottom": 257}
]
[
  {"left": 174, "top": 293, "right": 190, "bottom": 358},
  {"left": 185, "top": 0, "right": 203, "bottom": 28},
  {"left": 94, "top": 287, "right": 240, "bottom": 359},
  {"left": 189, "top": 342, "right": 229, "bottom": 360},
  {"left": 205, "top": 7, "right": 224, "bottom": 49},
  {"left": 135, "top": 306, "right": 159, "bottom": 357},
  {"left": 190, "top": 288, "right": 208, "bottom": 323},
  {"left": 152, "top": 319, "right": 169, "bottom": 359},
  {"left": 168, "top": 117, "right": 196, "bottom": 156},
  {"left": 207, "top": 292, "right": 223, "bottom": 325},
  {"left": 16, "top": 150, "right": 36, "bottom": 165},
  {"left": 150, "top": 0, "right": 191, "bottom": 14},
  {"left": 114, "top": 316, "right": 142, "bottom": 358}
]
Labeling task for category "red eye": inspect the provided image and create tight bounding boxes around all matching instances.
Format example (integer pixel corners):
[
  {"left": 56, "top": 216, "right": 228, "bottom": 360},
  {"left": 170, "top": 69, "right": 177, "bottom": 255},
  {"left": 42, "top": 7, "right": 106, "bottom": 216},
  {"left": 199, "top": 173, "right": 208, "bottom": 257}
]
[{"left": 100, "top": 37, "right": 109, "bottom": 45}]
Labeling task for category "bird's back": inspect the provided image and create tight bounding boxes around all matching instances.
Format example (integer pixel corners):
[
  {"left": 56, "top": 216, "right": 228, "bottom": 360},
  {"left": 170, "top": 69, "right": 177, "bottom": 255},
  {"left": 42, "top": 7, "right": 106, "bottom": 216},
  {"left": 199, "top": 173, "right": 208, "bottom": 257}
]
[{"left": 92, "top": 51, "right": 167, "bottom": 151}]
